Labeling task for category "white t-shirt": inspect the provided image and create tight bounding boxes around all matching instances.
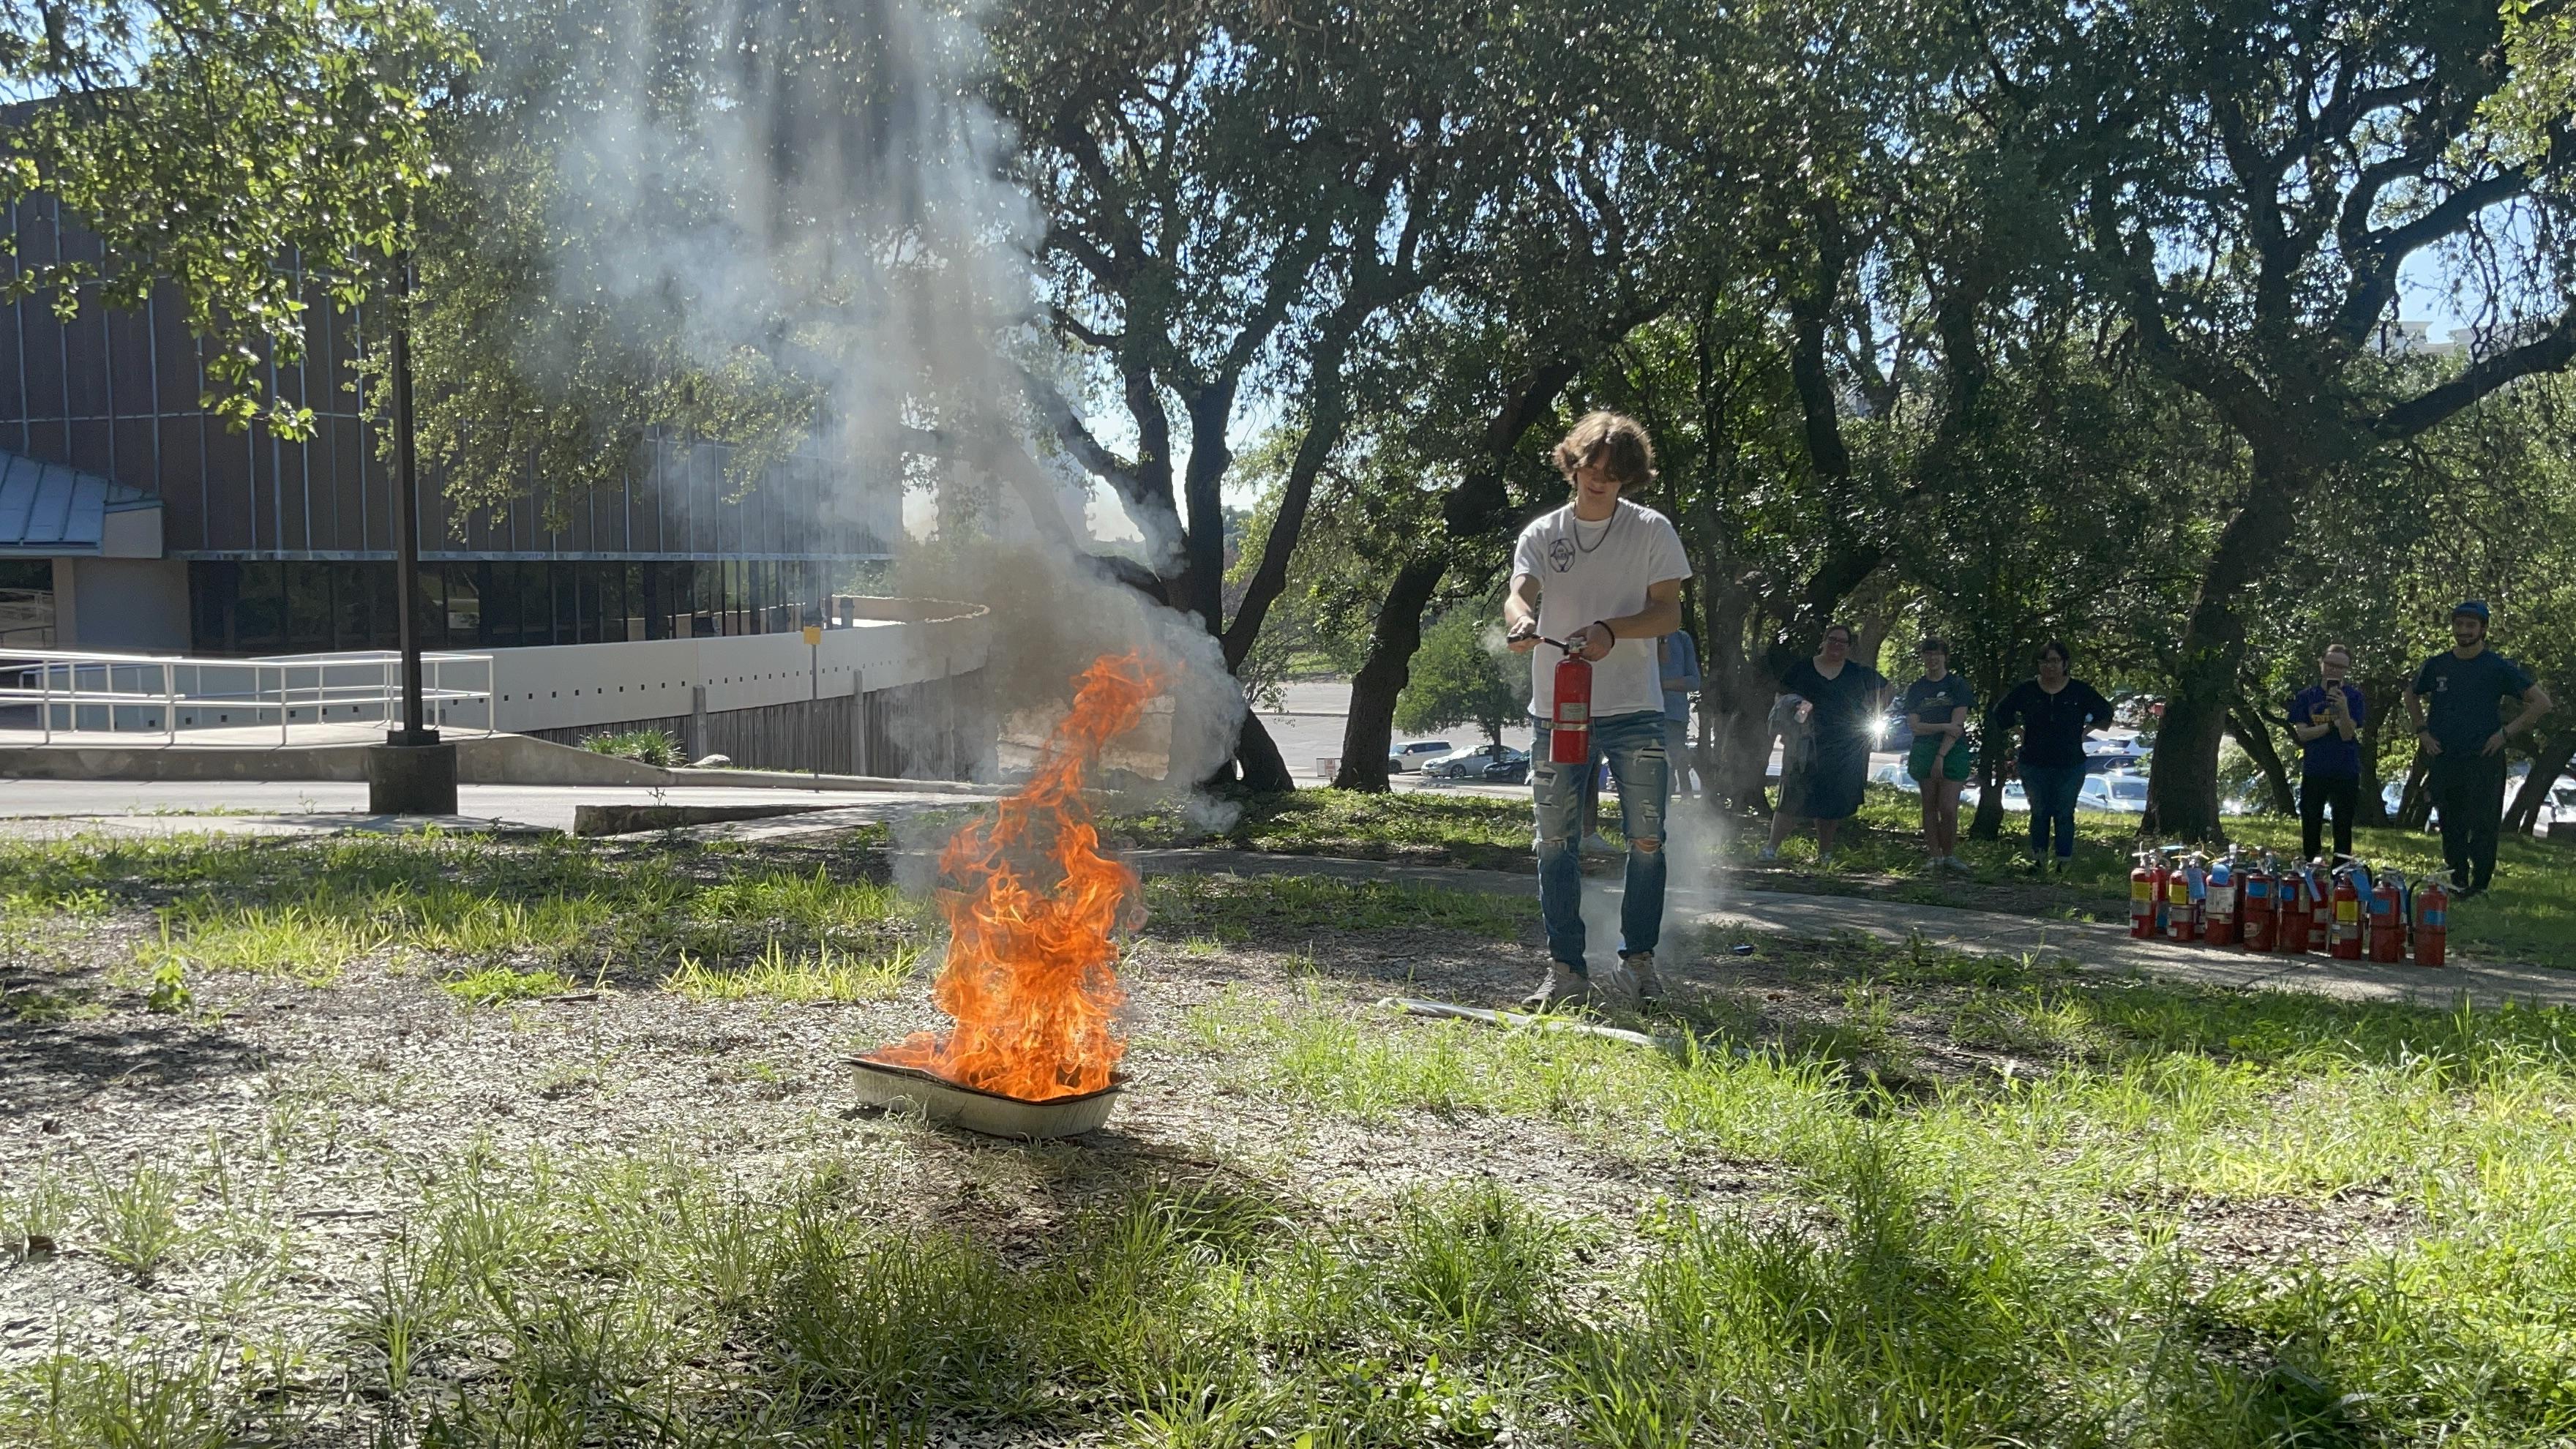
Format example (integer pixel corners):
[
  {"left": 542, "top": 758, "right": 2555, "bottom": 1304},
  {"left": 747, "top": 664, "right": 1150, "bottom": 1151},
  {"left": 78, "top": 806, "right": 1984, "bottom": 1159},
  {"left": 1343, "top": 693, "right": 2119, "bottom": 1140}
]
[{"left": 1510, "top": 499, "right": 1692, "bottom": 719}]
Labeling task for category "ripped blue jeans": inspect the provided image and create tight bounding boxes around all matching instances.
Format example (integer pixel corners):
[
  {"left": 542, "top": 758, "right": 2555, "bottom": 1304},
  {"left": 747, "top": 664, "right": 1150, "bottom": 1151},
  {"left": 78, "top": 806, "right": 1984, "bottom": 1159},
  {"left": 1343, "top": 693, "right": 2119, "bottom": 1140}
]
[{"left": 1532, "top": 710, "right": 1670, "bottom": 972}]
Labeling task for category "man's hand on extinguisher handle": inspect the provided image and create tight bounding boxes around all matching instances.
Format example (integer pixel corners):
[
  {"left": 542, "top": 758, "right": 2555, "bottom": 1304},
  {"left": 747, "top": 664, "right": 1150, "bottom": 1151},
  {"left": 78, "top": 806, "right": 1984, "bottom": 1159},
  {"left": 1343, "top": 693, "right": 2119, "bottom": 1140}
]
[
  {"left": 1505, "top": 619, "right": 1541, "bottom": 654},
  {"left": 1565, "top": 621, "right": 1615, "bottom": 661}
]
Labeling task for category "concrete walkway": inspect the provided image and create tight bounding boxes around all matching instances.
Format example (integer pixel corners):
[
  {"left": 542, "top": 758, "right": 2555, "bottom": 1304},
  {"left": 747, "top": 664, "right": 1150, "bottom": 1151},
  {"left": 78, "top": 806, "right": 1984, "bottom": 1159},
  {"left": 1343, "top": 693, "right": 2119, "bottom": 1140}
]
[{"left": 1123, "top": 848, "right": 2576, "bottom": 1011}]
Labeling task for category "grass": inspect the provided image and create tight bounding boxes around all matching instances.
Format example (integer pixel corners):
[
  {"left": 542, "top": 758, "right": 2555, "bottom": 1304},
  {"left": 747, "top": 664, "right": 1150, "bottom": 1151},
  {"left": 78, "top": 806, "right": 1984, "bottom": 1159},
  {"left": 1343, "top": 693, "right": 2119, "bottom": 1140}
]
[
  {"left": 0, "top": 832, "right": 931, "bottom": 1000},
  {"left": 1140, "top": 871, "right": 1534, "bottom": 943},
  {"left": 662, "top": 938, "right": 920, "bottom": 1003},
  {"left": 16, "top": 1017, "right": 2575, "bottom": 1446},
  {"left": 7, "top": 828, "right": 2576, "bottom": 1442},
  {"left": 1124, "top": 785, "right": 2576, "bottom": 966},
  {"left": 1119, "top": 787, "right": 1543, "bottom": 867}
]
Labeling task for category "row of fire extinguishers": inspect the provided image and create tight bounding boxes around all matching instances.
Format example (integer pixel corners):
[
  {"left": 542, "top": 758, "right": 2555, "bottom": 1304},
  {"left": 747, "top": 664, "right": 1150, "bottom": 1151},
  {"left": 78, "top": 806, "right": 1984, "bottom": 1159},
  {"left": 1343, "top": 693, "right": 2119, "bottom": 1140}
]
[{"left": 2127, "top": 846, "right": 2448, "bottom": 967}]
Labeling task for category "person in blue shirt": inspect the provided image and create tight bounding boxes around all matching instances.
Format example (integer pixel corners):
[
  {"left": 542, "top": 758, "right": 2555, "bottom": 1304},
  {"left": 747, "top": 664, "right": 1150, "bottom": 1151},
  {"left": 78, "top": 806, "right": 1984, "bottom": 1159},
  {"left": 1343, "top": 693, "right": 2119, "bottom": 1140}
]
[
  {"left": 2288, "top": 643, "right": 2365, "bottom": 862},
  {"left": 1659, "top": 631, "right": 1703, "bottom": 796},
  {"left": 2405, "top": 602, "right": 2553, "bottom": 898}
]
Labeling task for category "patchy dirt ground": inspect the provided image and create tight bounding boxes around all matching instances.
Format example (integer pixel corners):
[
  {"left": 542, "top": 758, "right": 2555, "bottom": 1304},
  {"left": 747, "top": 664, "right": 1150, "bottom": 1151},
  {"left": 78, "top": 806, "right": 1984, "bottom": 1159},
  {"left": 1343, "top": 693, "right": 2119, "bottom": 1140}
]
[{"left": 0, "top": 834, "right": 2447, "bottom": 1442}]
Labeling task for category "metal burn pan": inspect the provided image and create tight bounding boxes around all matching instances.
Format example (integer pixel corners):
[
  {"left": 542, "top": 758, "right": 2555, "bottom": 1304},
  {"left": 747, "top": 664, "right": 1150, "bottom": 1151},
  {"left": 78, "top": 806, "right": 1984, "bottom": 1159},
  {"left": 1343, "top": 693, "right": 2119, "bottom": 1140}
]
[{"left": 847, "top": 1057, "right": 1122, "bottom": 1139}]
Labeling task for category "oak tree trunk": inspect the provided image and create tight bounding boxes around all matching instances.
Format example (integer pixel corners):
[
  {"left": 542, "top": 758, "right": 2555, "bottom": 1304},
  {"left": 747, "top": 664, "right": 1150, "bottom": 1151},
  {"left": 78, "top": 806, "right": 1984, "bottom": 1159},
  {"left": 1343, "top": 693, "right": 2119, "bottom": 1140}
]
[
  {"left": 2145, "top": 460, "right": 2307, "bottom": 842},
  {"left": 2506, "top": 728, "right": 2576, "bottom": 834},
  {"left": 1333, "top": 553, "right": 1448, "bottom": 792},
  {"left": 1234, "top": 711, "right": 1293, "bottom": 794}
]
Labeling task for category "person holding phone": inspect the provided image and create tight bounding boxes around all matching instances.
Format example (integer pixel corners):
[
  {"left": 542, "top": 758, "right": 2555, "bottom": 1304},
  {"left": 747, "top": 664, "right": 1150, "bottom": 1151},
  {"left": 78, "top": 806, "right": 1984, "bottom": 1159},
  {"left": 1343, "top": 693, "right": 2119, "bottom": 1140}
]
[{"left": 2288, "top": 644, "right": 2365, "bottom": 862}]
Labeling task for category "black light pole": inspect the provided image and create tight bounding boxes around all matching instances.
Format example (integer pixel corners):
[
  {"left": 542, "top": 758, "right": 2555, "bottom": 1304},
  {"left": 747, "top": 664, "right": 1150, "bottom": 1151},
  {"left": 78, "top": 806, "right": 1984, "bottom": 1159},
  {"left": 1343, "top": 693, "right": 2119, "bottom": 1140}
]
[
  {"left": 392, "top": 250, "right": 429, "bottom": 744},
  {"left": 367, "top": 243, "right": 459, "bottom": 814}
]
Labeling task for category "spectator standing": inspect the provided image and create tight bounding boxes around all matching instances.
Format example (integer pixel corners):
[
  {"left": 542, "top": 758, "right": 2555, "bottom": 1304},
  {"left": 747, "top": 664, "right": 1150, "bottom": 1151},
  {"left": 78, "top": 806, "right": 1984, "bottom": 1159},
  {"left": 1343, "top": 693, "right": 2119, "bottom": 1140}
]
[
  {"left": 1504, "top": 411, "right": 1691, "bottom": 1009},
  {"left": 2288, "top": 645, "right": 2365, "bottom": 862},
  {"left": 2405, "top": 602, "right": 2553, "bottom": 898},
  {"left": 1897, "top": 637, "right": 1975, "bottom": 872},
  {"left": 1660, "top": 631, "right": 1704, "bottom": 796},
  {"left": 1761, "top": 624, "right": 1886, "bottom": 866},
  {"left": 1987, "top": 640, "right": 2113, "bottom": 872}
]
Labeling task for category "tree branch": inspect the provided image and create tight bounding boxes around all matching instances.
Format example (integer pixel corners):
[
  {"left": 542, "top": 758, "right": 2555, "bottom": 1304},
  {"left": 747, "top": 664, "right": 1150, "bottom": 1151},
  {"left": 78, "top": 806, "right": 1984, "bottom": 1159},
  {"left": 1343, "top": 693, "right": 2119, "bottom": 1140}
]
[{"left": 2373, "top": 302, "right": 2576, "bottom": 441}]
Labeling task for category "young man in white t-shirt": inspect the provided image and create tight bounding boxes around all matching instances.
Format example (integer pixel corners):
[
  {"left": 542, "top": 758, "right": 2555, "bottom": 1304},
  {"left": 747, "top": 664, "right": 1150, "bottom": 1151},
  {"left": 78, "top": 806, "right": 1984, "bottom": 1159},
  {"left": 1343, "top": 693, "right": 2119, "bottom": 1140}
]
[{"left": 1504, "top": 411, "right": 1692, "bottom": 1010}]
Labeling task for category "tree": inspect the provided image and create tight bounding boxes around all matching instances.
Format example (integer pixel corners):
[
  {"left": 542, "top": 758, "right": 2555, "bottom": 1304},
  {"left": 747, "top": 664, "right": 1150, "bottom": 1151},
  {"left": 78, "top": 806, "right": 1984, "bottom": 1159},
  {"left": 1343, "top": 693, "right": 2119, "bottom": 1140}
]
[
  {"left": 0, "top": 0, "right": 471, "bottom": 433},
  {"left": 2036, "top": 0, "right": 2576, "bottom": 839},
  {"left": 1393, "top": 609, "right": 1525, "bottom": 748},
  {"left": 992, "top": 0, "right": 1516, "bottom": 790}
]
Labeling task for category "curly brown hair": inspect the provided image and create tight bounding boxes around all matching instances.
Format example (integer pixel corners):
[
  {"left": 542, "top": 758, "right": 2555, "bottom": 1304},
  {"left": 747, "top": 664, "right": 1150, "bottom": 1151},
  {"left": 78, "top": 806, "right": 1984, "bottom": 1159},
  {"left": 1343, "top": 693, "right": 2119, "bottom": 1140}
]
[{"left": 1550, "top": 411, "right": 1657, "bottom": 489}]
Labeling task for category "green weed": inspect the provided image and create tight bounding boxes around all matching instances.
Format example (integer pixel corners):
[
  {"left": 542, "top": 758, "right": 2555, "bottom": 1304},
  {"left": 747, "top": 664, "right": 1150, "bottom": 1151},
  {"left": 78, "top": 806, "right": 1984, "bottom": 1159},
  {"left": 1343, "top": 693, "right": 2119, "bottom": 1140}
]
[
  {"left": 662, "top": 938, "right": 918, "bottom": 1003},
  {"left": 82, "top": 1161, "right": 193, "bottom": 1281},
  {"left": 580, "top": 728, "right": 684, "bottom": 766}
]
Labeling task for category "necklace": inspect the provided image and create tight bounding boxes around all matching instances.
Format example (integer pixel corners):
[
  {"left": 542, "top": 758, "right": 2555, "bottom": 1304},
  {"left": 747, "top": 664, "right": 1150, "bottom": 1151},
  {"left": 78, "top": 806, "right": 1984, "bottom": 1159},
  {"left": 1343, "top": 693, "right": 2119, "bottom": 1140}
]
[{"left": 1570, "top": 504, "right": 1617, "bottom": 553}]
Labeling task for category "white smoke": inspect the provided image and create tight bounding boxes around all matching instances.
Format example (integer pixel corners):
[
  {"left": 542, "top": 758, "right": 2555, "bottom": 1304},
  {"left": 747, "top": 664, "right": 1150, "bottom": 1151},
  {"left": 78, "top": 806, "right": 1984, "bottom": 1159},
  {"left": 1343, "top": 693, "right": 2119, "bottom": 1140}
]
[{"left": 496, "top": 0, "right": 1243, "bottom": 787}]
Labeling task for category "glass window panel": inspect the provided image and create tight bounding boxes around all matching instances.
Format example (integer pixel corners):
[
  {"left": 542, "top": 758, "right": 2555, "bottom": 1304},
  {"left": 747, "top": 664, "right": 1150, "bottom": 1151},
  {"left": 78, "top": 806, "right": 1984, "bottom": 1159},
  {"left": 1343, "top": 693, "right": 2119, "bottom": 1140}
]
[{"left": 234, "top": 563, "right": 284, "bottom": 655}]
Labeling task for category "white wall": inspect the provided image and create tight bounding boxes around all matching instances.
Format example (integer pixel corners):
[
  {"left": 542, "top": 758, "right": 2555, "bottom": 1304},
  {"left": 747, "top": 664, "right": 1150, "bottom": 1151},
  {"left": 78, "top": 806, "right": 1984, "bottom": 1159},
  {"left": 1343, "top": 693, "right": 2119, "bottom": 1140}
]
[
  {"left": 484, "top": 605, "right": 988, "bottom": 735},
  {"left": 64, "top": 558, "right": 190, "bottom": 651}
]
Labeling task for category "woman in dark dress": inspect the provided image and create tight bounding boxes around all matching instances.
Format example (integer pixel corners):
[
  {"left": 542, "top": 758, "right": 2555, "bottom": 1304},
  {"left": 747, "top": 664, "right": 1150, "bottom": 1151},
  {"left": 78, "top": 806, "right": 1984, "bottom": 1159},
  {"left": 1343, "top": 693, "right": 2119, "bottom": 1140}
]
[{"left": 1762, "top": 622, "right": 1887, "bottom": 866}]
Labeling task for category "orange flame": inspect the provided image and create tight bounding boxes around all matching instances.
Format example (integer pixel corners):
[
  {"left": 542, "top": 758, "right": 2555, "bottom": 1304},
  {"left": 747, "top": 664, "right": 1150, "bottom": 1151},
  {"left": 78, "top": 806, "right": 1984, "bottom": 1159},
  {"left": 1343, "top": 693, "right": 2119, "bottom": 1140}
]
[{"left": 864, "top": 651, "right": 1160, "bottom": 1101}]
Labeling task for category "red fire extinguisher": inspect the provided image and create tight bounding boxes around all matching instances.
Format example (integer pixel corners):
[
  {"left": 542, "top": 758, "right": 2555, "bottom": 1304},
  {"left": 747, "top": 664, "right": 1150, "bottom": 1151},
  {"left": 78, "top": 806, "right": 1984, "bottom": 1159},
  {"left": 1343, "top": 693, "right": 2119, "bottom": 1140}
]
[
  {"left": 2329, "top": 869, "right": 2364, "bottom": 959},
  {"left": 1547, "top": 642, "right": 1592, "bottom": 766},
  {"left": 2311, "top": 866, "right": 2336, "bottom": 954},
  {"left": 2413, "top": 875, "right": 2447, "bottom": 967},
  {"left": 2205, "top": 853, "right": 2239, "bottom": 947},
  {"left": 2240, "top": 861, "right": 2277, "bottom": 953},
  {"left": 2368, "top": 871, "right": 2405, "bottom": 962},
  {"left": 2275, "top": 869, "right": 2310, "bottom": 954},
  {"left": 2129, "top": 853, "right": 2158, "bottom": 938},
  {"left": 2165, "top": 855, "right": 2204, "bottom": 943}
]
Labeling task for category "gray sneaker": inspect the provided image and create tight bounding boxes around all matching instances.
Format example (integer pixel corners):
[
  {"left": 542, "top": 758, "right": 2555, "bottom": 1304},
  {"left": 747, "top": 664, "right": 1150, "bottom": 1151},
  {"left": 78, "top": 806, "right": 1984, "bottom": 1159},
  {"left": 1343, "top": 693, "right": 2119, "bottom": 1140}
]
[
  {"left": 1622, "top": 951, "right": 1663, "bottom": 1003},
  {"left": 1519, "top": 962, "right": 1590, "bottom": 1012}
]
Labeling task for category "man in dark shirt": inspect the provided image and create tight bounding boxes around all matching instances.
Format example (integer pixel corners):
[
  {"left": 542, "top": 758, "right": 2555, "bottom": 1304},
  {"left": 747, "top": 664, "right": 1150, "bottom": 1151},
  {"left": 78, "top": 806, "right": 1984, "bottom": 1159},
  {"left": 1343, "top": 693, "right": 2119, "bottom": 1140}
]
[
  {"left": 2405, "top": 602, "right": 2553, "bottom": 897},
  {"left": 2288, "top": 644, "right": 2365, "bottom": 863}
]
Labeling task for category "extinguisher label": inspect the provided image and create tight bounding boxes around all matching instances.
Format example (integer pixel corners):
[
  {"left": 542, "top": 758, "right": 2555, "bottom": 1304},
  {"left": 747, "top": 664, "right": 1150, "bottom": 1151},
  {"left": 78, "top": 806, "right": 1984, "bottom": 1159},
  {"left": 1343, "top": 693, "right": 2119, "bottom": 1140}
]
[{"left": 1554, "top": 703, "right": 1589, "bottom": 724}]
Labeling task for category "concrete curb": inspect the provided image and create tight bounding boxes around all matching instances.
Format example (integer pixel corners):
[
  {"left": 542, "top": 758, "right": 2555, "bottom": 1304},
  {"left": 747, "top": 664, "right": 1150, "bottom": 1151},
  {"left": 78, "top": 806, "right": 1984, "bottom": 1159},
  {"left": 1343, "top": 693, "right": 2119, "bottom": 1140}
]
[
  {"left": 571, "top": 802, "right": 839, "bottom": 836},
  {"left": 0, "top": 733, "right": 1006, "bottom": 798}
]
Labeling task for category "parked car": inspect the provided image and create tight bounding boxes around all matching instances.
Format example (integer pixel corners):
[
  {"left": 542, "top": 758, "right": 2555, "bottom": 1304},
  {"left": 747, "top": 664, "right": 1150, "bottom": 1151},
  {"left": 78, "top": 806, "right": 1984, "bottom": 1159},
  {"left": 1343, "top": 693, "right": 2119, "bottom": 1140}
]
[
  {"left": 2079, "top": 771, "right": 2149, "bottom": 814},
  {"left": 1421, "top": 743, "right": 1527, "bottom": 779},
  {"left": 1387, "top": 740, "right": 1454, "bottom": 774},
  {"left": 1483, "top": 755, "right": 1532, "bottom": 785},
  {"left": 2381, "top": 776, "right": 2442, "bottom": 830},
  {"left": 1868, "top": 758, "right": 1920, "bottom": 793},
  {"left": 2085, "top": 735, "right": 2149, "bottom": 774},
  {"left": 2550, "top": 776, "right": 2576, "bottom": 828},
  {"left": 1960, "top": 779, "right": 2029, "bottom": 812}
]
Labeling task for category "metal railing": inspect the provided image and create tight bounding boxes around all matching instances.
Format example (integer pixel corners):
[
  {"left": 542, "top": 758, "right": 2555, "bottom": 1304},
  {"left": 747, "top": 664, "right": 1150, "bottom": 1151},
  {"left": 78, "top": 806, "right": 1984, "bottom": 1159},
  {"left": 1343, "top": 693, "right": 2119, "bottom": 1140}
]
[{"left": 0, "top": 648, "right": 495, "bottom": 744}]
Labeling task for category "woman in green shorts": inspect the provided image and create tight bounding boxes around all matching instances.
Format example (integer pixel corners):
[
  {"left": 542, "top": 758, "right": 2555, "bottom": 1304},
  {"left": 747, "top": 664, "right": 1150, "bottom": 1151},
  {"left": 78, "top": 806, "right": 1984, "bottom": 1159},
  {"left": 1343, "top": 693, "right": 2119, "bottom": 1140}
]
[{"left": 1899, "top": 637, "right": 1975, "bottom": 871}]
